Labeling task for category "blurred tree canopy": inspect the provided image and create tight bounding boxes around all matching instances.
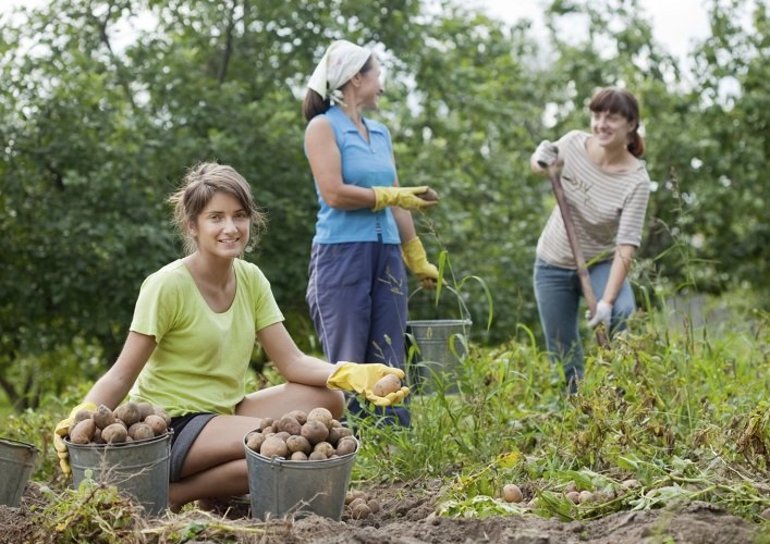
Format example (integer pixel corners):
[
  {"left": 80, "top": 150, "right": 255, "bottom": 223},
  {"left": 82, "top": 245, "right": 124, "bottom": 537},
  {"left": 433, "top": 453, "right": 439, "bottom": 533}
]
[{"left": 0, "top": 0, "right": 767, "bottom": 409}]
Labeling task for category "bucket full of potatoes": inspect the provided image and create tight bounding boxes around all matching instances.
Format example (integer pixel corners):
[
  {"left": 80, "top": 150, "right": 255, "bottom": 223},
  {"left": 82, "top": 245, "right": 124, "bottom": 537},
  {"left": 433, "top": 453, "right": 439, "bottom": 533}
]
[
  {"left": 243, "top": 407, "right": 359, "bottom": 521},
  {"left": 64, "top": 402, "right": 172, "bottom": 516}
]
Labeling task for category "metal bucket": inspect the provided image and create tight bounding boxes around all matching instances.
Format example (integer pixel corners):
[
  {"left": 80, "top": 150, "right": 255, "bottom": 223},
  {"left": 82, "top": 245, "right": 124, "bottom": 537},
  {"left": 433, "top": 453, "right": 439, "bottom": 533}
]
[
  {"left": 407, "top": 286, "right": 472, "bottom": 393},
  {"left": 0, "top": 437, "right": 38, "bottom": 507},
  {"left": 66, "top": 432, "right": 171, "bottom": 516},
  {"left": 244, "top": 435, "right": 359, "bottom": 521}
]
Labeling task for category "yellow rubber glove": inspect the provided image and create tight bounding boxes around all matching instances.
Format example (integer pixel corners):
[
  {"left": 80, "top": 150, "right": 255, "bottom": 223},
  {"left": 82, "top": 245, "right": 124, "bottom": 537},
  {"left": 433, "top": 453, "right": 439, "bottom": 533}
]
[
  {"left": 53, "top": 401, "right": 97, "bottom": 476},
  {"left": 327, "top": 362, "right": 410, "bottom": 407},
  {"left": 371, "top": 186, "right": 437, "bottom": 212},
  {"left": 402, "top": 237, "right": 439, "bottom": 289}
]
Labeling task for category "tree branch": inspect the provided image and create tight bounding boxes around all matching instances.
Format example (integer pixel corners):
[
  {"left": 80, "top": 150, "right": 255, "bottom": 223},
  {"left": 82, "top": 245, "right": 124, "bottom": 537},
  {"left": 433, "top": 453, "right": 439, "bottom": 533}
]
[
  {"left": 218, "top": 0, "right": 239, "bottom": 84},
  {"left": 94, "top": 1, "right": 138, "bottom": 111}
]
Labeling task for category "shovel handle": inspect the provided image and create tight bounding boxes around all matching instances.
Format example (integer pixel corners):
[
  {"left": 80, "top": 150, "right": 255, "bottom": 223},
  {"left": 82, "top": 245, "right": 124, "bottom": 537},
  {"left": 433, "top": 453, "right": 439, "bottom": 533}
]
[{"left": 541, "top": 160, "right": 610, "bottom": 349}]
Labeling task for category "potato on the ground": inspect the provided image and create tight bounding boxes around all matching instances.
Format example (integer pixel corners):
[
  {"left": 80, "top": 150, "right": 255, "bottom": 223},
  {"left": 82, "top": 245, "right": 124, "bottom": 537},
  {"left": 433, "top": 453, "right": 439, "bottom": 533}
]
[{"left": 502, "top": 483, "right": 523, "bottom": 503}]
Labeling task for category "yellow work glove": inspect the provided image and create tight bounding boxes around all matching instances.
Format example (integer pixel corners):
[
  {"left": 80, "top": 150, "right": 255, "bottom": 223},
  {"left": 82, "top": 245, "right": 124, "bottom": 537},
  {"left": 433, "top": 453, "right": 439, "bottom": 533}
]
[
  {"left": 402, "top": 237, "right": 439, "bottom": 289},
  {"left": 327, "top": 362, "right": 410, "bottom": 407},
  {"left": 53, "top": 401, "right": 97, "bottom": 476},
  {"left": 371, "top": 186, "right": 437, "bottom": 212}
]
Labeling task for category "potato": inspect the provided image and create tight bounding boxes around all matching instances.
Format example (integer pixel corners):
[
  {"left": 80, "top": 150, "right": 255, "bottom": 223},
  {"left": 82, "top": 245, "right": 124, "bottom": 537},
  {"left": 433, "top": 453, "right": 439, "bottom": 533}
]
[
  {"left": 256, "top": 417, "right": 274, "bottom": 432},
  {"left": 373, "top": 374, "right": 402, "bottom": 397},
  {"left": 246, "top": 431, "right": 266, "bottom": 452},
  {"left": 136, "top": 402, "right": 155, "bottom": 421},
  {"left": 367, "top": 498, "right": 381, "bottom": 514},
  {"left": 502, "top": 483, "right": 523, "bottom": 503},
  {"left": 93, "top": 404, "right": 116, "bottom": 430},
  {"left": 102, "top": 422, "right": 128, "bottom": 444},
  {"left": 327, "top": 426, "right": 353, "bottom": 446},
  {"left": 274, "top": 431, "right": 292, "bottom": 441},
  {"left": 313, "top": 441, "right": 334, "bottom": 458},
  {"left": 761, "top": 507, "right": 770, "bottom": 520},
  {"left": 301, "top": 420, "right": 329, "bottom": 445},
  {"left": 114, "top": 402, "right": 141, "bottom": 427},
  {"left": 307, "top": 407, "right": 333, "bottom": 429},
  {"left": 418, "top": 188, "right": 439, "bottom": 202},
  {"left": 336, "top": 436, "right": 357, "bottom": 456},
  {"left": 93, "top": 428, "right": 104, "bottom": 444},
  {"left": 345, "top": 490, "right": 366, "bottom": 505},
  {"left": 143, "top": 414, "right": 168, "bottom": 436},
  {"left": 153, "top": 406, "right": 172, "bottom": 427},
  {"left": 286, "top": 435, "right": 311, "bottom": 454},
  {"left": 286, "top": 410, "right": 308, "bottom": 425},
  {"left": 308, "top": 451, "right": 328, "bottom": 461},
  {"left": 69, "top": 418, "right": 96, "bottom": 444},
  {"left": 350, "top": 501, "right": 371, "bottom": 519},
  {"left": 72, "top": 409, "right": 93, "bottom": 425},
  {"left": 565, "top": 491, "right": 580, "bottom": 504},
  {"left": 260, "top": 435, "right": 288, "bottom": 458},
  {"left": 621, "top": 479, "right": 641, "bottom": 490},
  {"left": 128, "top": 422, "right": 154, "bottom": 441},
  {"left": 276, "top": 415, "right": 302, "bottom": 436},
  {"left": 578, "top": 490, "right": 594, "bottom": 504},
  {"left": 290, "top": 451, "right": 308, "bottom": 461}
]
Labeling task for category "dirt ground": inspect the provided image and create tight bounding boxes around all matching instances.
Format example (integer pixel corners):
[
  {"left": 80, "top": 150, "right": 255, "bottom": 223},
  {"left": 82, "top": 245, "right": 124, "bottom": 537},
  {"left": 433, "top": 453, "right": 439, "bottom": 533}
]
[{"left": 0, "top": 480, "right": 760, "bottom": 544}]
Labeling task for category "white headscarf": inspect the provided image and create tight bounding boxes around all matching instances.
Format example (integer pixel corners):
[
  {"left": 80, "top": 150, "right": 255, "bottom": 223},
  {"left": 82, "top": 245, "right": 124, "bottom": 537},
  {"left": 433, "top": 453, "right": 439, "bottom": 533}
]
[{"left": 307, "top": 40, "right": 372, "bottom": 105}]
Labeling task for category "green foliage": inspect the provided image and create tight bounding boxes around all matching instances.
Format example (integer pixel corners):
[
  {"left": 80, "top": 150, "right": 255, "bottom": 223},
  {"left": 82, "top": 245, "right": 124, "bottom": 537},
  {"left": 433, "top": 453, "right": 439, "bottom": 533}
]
[
  {"left": 0, "top": 0, "right": 768, "bottom": 418},
  {"left": 33, "top": 480, "right": 148, "bottom": 544},
  {"left": 351, "top": 292, "right": 770, "bottom": 521}
]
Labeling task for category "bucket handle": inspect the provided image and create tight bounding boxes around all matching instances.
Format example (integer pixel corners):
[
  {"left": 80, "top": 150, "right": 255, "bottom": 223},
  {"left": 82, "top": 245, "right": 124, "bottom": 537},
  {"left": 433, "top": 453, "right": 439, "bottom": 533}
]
[{"left": 408, "top": 284, "right": 471, "bottom": 323}]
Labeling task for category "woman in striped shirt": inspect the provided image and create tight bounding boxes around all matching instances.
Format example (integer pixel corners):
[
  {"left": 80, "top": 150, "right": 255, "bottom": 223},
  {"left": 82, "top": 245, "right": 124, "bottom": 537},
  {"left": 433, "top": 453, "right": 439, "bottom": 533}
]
[{"left": 530, "top": 87, "right": 651, "bottom": 393}]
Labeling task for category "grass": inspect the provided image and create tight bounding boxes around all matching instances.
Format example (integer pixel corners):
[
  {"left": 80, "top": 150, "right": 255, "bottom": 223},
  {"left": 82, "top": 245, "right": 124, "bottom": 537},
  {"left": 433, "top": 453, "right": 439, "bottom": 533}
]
[{"left": 3, "top": 290, "right": 770, "bottom": 538}]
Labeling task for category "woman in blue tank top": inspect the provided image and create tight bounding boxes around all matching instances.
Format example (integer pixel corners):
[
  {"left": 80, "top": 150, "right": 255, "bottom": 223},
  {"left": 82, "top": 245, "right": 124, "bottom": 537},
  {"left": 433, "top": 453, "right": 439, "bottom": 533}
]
[{"left": 302, "top": 40, "right": 440, "bottom": 426}]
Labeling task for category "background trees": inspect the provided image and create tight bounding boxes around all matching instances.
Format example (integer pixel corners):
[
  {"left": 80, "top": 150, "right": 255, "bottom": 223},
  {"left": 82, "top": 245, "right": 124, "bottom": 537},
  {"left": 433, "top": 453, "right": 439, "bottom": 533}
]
[{"left": 1, "top": 0, "right": 767, "bottom": 410}]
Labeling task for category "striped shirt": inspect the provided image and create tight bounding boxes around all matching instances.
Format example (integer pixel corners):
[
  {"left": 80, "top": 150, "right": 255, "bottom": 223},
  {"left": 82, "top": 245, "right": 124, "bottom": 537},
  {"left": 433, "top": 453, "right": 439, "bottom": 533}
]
[{"left": 536, "top": 130, "right": 651, "bottom": 269}]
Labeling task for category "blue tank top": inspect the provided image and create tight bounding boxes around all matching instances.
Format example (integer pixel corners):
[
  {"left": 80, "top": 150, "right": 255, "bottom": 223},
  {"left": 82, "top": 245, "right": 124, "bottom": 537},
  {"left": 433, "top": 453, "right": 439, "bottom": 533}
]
[{"left": 309, "top": 106, "right": 400, "bottom": 245}]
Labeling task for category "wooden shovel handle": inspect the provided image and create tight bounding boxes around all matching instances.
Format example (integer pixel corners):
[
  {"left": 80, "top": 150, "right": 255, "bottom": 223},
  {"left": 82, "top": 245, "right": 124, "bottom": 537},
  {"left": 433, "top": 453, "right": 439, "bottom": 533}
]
[{"left": 543, "top": 161, "right": 610, "bottom": 349}]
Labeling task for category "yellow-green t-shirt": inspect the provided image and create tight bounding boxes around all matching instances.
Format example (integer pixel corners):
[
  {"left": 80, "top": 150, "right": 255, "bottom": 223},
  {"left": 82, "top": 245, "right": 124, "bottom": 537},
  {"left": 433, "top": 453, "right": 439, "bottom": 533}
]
[{"left": 128, "top": 258, "right": 284, "bottom": 417}]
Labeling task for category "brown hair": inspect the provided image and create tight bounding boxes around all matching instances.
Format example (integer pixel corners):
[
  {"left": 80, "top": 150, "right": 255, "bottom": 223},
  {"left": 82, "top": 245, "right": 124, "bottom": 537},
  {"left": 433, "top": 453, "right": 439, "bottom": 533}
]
[
  {"left": 302, "top": 54, "right": 376, "bottom": 122},
  {"left": 168, "top": 162, "right": 267, "bottom": 255},
  {"left": 589, "top": 87, "right": 645, "bottom": 157}
]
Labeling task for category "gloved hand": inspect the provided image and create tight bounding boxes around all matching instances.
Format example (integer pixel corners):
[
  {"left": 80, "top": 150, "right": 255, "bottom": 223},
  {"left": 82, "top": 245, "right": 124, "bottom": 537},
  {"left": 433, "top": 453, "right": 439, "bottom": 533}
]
[
  {"left": 327, "top": 362, "right": 410, "bottom": 407},
  {"left": 587, "top": 299, "right": 613, "bottom": 330},
  {"left": 372, "top": 186, "right": 438, "bottom": 212},
  {"left": 533, "top": 140, "right": 559, "bottom": 168},
  {"left": 402, "top": 237, "right": 439, "bottom": 289},
  {"left": 53, "top": 401, "right": 97, "bottom": 476}
]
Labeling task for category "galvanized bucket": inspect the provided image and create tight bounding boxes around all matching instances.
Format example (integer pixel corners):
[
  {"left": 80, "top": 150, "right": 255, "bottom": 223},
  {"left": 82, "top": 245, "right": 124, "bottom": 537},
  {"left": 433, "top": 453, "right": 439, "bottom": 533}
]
[
  {"left": 66, "top": 432, "right": 171, "bottom": 516},
  {"left": 244, "top": 435, "right": 359, "bottom": 521},
  {"left": 0, "top": 437, "right": 38, "bottom": 507},
  {"left": 407, "top": 286, "right": 472, "bottom": 393}
]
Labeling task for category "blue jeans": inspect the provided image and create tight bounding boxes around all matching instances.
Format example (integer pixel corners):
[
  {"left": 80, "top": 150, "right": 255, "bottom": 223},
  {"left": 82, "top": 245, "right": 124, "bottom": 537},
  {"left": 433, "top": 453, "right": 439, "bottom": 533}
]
[
  {"left": 533, "top": 258, "right": 635, "bottom": 383},
  {"left": 307, "top": 242, "right": 410, "bottom": 426}
]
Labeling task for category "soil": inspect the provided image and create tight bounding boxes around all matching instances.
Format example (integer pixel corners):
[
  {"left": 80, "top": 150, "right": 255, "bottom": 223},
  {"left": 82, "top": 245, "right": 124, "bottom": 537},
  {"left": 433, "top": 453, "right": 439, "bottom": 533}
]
[{"left": 0, "top": 480, "right": 759, "bottom": 543}]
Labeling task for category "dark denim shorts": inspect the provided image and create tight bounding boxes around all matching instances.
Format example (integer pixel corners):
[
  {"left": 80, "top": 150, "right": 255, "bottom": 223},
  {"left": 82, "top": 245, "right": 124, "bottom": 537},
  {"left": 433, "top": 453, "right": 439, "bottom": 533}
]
[{"left": 169, "top": 412, "right": 217, "bottom": 482}]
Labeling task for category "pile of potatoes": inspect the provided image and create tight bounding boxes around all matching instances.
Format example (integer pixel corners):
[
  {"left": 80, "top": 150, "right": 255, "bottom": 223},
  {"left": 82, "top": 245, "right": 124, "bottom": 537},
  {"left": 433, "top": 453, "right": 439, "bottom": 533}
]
[
  {"left": 343, "top": 489, "right": 380, "bottom": 520},
  {"left": 245, "top": 407, "right": 357, "bottom": 461},
  {"left": 67, "top": 402, "right": 171, "bottom": 445}
]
